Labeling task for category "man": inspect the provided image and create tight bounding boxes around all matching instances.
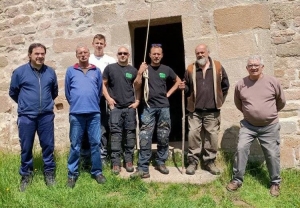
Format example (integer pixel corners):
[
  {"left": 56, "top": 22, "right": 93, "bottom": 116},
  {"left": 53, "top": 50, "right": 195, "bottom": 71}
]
[
  {"left": 226, "top": 55, "right": 285, "bottom": 197},
  {"left": 81, "top": 34, "right": 116, "bottom": 167},
  {"left": 130, "top": 44, "right": 181, "bottom": 178},
  {"left": 65, "top": 44, "right": 106, "bottom": 188},
  {"left": 179, "top": 44, "right": 229, "bottom": 175},
  {"left": 9, "top": 43, "right": 58, "bottom": 191},
  {"left": 102, "top": 47, "right": 140, "bottom": 175}
]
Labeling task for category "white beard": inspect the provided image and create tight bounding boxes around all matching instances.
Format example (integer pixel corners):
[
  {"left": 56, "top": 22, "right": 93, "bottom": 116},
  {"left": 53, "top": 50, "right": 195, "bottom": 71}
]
[{"left": 197, "top": 58, "right": 207, "bottom": 66}]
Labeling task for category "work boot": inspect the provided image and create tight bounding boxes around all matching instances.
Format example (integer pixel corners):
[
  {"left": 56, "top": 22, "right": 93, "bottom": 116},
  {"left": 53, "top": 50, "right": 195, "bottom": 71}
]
[
  {"left": 94, "top": 174, "right": 106, "bottom": 184},
  {"left": 125, "top": 162, "right": 134, "bottom": 172},
  {"left": 44, "top": 171, "right": 55, "bottom": 186},
  {"left": 186, "top": 164, "right": 197, "bottom": 175},
  {"left": 270, "top": 184, "right": 280, "bottom": 197},
  {"left": 226, "top": 180, "right": 242, "bottom": 192},
  {"left": 130, "top": 170, "right": 150, "bottom": 179},
  {"left": 204, "top": 161, "right": 220, "bottom": 175},
  {"left": 67, "top": 177, "right": 77, "bottom": 188},
  {"left": 112, "top": 165, "right": 121, "bottom": 175},
  {"left": 19, "top": 175, "right": 33, "bottom": 192},
  {"left": 155, "top": 164, "right": 169, "bottom": 174}
]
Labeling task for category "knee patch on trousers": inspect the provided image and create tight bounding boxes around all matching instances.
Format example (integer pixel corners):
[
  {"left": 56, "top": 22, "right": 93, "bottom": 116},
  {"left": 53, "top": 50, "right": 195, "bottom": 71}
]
[
  {"left": 157, "top": 129, "right": 169, "bottom": 146},
  {"left": 111, "top": 136, "right": 121, "bottom": 151}
]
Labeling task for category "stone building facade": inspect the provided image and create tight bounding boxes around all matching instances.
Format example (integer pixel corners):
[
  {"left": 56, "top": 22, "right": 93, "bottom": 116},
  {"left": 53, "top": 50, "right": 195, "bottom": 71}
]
[{"left": 0, "top": 0, "right": 299, "bottom": 168}]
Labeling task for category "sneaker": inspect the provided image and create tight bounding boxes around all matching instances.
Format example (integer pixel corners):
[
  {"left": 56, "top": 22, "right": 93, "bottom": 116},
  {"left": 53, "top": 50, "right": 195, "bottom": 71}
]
[
  {"left": 270, "top": 184, "right": 280, "bottom": 197},
  {"left": 112, "top": 165, "right": 121, "bottom": 175},
  {"left": 186, "top": 164, "right": 197, "bottom": 175},
  {"left": 67, "top": 177, "right": 77, "bottom": 188},
  {"left": 19, "top": 175, "right": 33, "bottom": 192},
  {"left": 125, "top": 162, "right": 134, "bottom": 172},
  {"left": 155, "top": 164, "right": 169, "bottom": 174},
  {"left": 95, "top": 174, "right": 106, "bottom": 184},
  {"left": 204, "top": 162, "right": 220, "bottom": 175},
  {"left": 130, "top": 170, "right": 150, "bottom": 179},
  {"left": 226, "top": 180, "right": 242, "bottom": 192}
]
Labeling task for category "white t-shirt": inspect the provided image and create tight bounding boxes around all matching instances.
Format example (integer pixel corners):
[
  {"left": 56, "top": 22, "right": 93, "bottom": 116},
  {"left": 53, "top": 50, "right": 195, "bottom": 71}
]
[{"left": 89, "top": 54, "right": 116, "bottom": 73}]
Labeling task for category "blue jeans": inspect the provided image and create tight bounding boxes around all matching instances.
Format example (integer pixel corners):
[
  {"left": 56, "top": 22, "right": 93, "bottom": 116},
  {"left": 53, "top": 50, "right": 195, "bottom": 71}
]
[
  {"left": 137, "top": 107, "right": 171, "bottom": 172},
  {"left": 17, "top": 113, "right": 55, "bottom": 176},
  {"left": 81, "top": 98, "right": 109, "bottom": 160},
  {"left": 67, "top": 113, "right": 102, "bottom": 178},
  {"left": 109, "top": 107, "right": 136, "bottom": 166}
]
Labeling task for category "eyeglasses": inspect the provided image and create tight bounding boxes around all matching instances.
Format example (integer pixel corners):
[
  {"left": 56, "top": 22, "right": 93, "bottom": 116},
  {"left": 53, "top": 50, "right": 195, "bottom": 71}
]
[
  {"left": 151, "top": 43, "right": 162, "bottom": 47},
  {"left": 247, "top": 64, "right": 261, "bottom": 68},
  {"left": 117, "top": 52, "right": 128, "bottom": 55}
]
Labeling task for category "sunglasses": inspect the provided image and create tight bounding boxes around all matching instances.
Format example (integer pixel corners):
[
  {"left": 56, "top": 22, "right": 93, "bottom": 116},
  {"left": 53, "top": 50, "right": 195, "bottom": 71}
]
[
  {"left": 151, "top": 43, "right": 162, "bottom": 47},
  {"left": 118, "top": 52, "right": 128, "bottom": 55}
]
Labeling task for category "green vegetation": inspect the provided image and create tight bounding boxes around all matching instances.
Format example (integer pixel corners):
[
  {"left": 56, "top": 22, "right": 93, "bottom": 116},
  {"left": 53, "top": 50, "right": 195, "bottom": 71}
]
[{"left": 0, "top": 151, "right": 299, "bottom": 208}]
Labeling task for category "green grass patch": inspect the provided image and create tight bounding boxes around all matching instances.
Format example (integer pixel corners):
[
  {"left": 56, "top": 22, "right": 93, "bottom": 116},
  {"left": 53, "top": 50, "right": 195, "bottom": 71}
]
[{"left": 0, "top": 151, "right": 300, "bottom": 208}]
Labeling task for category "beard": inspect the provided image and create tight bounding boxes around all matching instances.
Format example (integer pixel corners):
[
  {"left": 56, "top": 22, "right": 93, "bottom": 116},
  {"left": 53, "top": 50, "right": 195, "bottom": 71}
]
[{"left": 196, "top": 57, "right": 207, "bottom": 66}]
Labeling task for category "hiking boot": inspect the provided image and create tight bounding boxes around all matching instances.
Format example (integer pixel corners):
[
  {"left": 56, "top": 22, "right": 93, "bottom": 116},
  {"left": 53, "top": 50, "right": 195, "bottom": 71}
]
[
  {"left": 125, "top": 162, "right": 134, "bottom": 172},
  {"left": 95, "top": 174, "right": 106, "bottom": 184},
  {"left": 67, "top": 177, "right": 77, "bottom": 188},
  {"left": 19, "top": 175, "right": 33, "bottom": 192},
  {"left": 270, "top": 184, "right": 280, "bottom": 197},
  {"left": 44, "top": 172, "right": 55, "bottom": 186},
  {"left": 186, "top": 163, "right": 197, "bottom": 175},
  {"left": 155, "top": 164, "right": 169, "bottom": 174},
  {"left": 226, "top": 180, "right": 242, "bottom": 192},
  {"left": 204, "top": 162, "right": 220, "bottom": 175},
  {"left": 112, "top": 165, "right": 121, "bottom": 175},
  {"left": 130, "top": 170, "right": 150, "bottom": 179}
]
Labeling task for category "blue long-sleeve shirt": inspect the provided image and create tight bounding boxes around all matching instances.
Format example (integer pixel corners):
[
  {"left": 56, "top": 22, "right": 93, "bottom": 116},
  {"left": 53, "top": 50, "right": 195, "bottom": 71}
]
[
  {"left": 9, "top": 63, "right": 58, "bottom": 116},
  {"left": 65, "top": 64, "right": 102, "bottom": 114}
]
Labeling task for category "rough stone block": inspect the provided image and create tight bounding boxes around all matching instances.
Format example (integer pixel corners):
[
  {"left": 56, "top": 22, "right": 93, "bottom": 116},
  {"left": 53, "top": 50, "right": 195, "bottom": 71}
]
[
  {"left": 11, "top": 35, "right": 25, "bottom": 45},
  {"left": 93, "top": 4, "right": 117, "bottom": 24},
  {"left": 278, "top": 111, "right": 298, "bottom": 118},
  {"left": 20, "top": 3, "right": 36, "bottom": 15},
  {"left": 5, "top": 6, "right": 19, "bottom": 18},
  {"left": 276, "top": 41, "right": 300, "bottom": 57},
  {"left": 12, "top": 15, "right": 30, "bottom": 26},
  {"left": 285, "top": 89, "right": 300, "bottom": 100},
  {"left": 0, "top": 56, "right": 8, "bottom": 67},
  {"left": 0, "top": 95, "right": 11, "bottom": 113},
  {"left": 219, "top": 33, "right": 256, "bottom": 59},
  {"left": 214, "top": 4, "right": 270, "bottom": 34},
  {"left": 53, "top": 37, "right": 93, "bottom": 53},
  {"left": 111, "top": 24, "right": 131, "bottom": 47},
  {"left": 280, "top": 120, "right": 298, "bottom": 134}
]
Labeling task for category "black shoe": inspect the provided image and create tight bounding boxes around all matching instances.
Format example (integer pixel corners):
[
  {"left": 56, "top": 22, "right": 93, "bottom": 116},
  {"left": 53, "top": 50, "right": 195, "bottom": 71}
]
[
  {"left": 95, "top": 174, "right": 106, "bottom": 184},
  {"left": 44, "top": 172, "right": 55, "bottom": 186},
  {"left": 112, "top": 165, "right": 121, "bottom": 175},
  {"left": 67, "top": 177, "right": 77, "bottom": 188},
  {"left": 155, "top": 164, "right": 169, "bottom": 174},
  {"left": 20, "top": 175, "right": 33, "bottom": 192}
]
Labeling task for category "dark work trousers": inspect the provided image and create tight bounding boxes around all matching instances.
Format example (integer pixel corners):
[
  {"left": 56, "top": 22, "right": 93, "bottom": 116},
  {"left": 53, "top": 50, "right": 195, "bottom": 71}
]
[
  {"left": 81, "top": 98, "right": 109, "bottom": 164},
  {"left": 110, "top": 107, "right": 136, "bottom": 166},
  {"left": 17, "top": 113, "right": 55, "bottom": 176}
]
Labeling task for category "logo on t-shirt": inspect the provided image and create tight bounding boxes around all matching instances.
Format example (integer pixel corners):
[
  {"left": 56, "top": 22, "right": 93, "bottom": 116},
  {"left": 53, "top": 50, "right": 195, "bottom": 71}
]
[
  {"left": 125, "top": 72, "right": 133, "bottom": 79},
  {"left": 159, "top": 73, "right": 166, "bottom": 79}
]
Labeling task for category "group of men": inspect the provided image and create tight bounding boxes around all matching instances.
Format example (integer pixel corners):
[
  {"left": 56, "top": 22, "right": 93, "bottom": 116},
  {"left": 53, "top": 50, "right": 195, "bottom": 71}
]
[{"left": 9, "top": 34, "right": 286, "bottom": 197}]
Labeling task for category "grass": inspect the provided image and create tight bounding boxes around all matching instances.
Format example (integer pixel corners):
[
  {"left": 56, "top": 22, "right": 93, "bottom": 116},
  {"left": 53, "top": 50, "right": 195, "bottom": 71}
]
[{"left": 0, "top": 151, "right": 300, "bottom": 208}]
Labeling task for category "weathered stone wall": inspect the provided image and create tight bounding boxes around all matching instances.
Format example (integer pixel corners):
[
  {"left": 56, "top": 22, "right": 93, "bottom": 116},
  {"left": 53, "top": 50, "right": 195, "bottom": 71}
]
[{"left": 0, "top": 0, "right": 299, "bottom": 168}]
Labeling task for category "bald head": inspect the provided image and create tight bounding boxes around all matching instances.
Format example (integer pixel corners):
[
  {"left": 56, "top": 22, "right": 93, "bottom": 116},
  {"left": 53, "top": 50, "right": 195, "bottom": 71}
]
[
  {"left": 195, "top": 44, "right": 210, "bottom": 67},
  {"left": 117, "top": 46, "right": 130, "bottom": 66}
]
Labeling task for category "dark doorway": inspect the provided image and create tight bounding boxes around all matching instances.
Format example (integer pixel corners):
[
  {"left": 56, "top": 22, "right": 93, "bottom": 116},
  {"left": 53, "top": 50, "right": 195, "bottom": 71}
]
[{"left": 133, "top": 22, "right": 185, "bottom": 141}]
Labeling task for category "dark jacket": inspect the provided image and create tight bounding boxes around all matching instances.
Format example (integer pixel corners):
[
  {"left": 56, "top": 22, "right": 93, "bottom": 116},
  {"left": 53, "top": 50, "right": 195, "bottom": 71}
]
[
  {"left": 9, "top": 63, "right": 58, "bottom": 116},
  {"left": 185, "top": 58, "right": 229, "bottom": 112}
]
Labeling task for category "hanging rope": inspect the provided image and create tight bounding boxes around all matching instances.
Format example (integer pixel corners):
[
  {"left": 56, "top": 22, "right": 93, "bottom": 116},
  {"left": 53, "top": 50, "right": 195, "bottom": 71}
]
[{"left": 143, "top": 0, "right": 153, "bottom": 108}]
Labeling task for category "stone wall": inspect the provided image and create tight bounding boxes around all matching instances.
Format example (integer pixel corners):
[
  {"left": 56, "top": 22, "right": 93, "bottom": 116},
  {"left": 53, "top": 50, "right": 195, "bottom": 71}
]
[{"left": 0, "top": 0, "right": 299, "bottom": 168}]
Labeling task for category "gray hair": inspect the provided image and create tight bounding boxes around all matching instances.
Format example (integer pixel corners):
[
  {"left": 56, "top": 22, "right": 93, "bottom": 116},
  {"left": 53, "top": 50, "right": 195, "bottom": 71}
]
[
  {"left": 76, "top": 43, "right": 89, "bottom": 53},
  {"left": 247, "top": 55, "right": 264, "bottom": 65}
]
